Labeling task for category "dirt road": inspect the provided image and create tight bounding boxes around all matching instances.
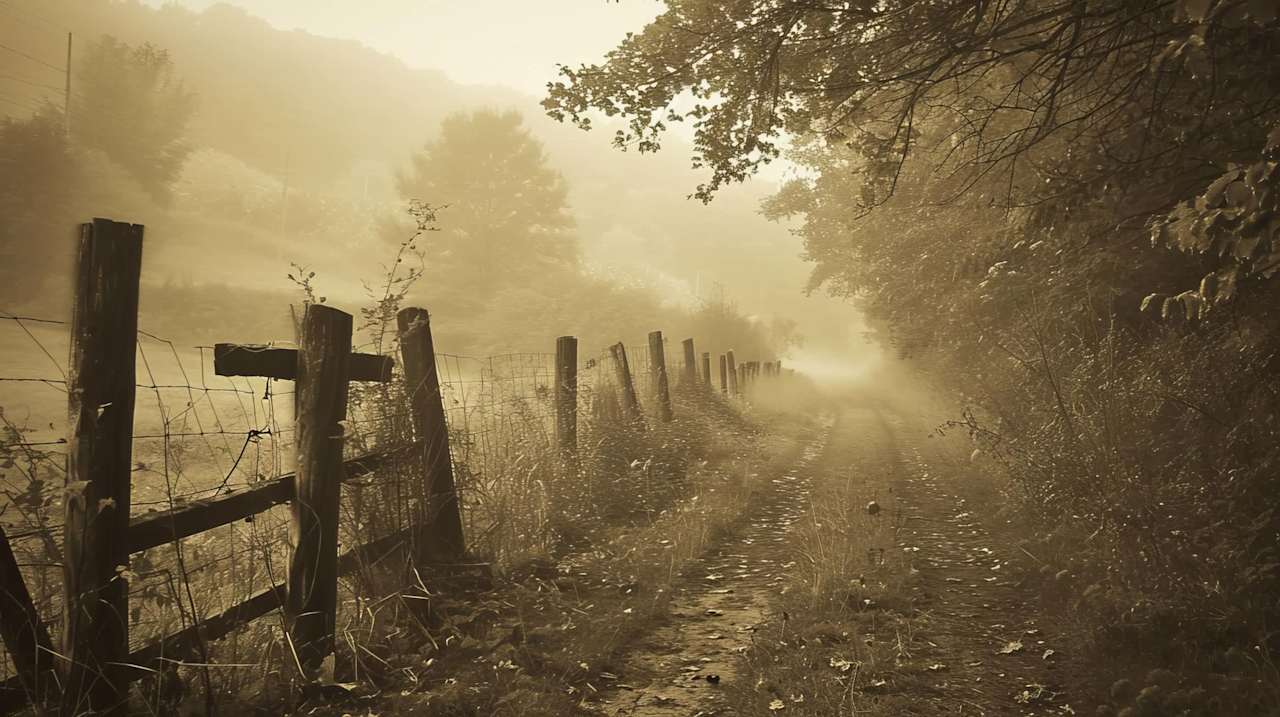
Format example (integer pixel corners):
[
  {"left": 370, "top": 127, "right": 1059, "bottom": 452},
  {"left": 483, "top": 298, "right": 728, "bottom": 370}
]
[
  {"left": 594, "top": 418, "right": 833, "bottom": 716},
  {"left": 595, "top": 405, "right": 1079, "bottom": 716}
]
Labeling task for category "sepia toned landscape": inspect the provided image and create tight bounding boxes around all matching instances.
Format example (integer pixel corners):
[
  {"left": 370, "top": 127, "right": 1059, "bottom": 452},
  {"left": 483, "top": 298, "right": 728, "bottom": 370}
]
[{"left": 1, "top": 1, "right": 1278, "bottom": 715}]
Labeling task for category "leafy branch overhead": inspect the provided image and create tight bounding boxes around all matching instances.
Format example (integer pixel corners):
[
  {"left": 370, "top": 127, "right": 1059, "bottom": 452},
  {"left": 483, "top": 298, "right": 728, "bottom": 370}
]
[
  {"left": 1146, "top": 127, "right": 1280, "bottom": 319},
  {"left": 547, "top": 0, "right": 1278, "bottom": 206}
]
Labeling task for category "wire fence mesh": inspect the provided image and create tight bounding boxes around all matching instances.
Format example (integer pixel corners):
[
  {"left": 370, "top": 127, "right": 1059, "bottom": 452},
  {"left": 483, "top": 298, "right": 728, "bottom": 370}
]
[{"left": 0, "top": 310, "right": 699, "bottom": 690}]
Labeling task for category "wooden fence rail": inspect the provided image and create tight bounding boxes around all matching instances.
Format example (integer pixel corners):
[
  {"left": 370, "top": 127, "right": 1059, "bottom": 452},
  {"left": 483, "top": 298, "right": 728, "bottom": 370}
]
[
  {"left": 609, "top": 342, "right": 644, "bottom": 424},
  {"left": 397, "top": 308, "right": 465, "bottom": 566},
  {"left": 63, "top": 218, "right": 144, "bottom": 717},
  {"left": 681, "top": 338, "right": 696, "bottom": 385},
  {"left": 127, "top": 449, "right": 404, "bottom": 553},
  {"left": 554, "top": 336, "right": 578, "bottom": 464},
  {"left": 0, "top": 217, "right": 787, "bottom": 715},
  {"left": 647, "top": 331, "right": 673, "bottom": 422}
]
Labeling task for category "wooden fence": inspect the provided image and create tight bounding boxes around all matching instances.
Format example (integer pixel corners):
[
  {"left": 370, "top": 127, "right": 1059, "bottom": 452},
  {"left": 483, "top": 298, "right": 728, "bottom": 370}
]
[{"left": 0, "top": 218, "right": 785, "bottom": 714}]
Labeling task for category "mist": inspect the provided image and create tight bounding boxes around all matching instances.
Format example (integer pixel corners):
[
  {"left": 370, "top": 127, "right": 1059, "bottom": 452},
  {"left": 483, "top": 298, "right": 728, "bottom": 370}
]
[
  {"left": 3, "top": 1, "right": 1276, "bottom": 715},
  {"left": 0, "top": 0, "right": 867, "bottom": 373}
]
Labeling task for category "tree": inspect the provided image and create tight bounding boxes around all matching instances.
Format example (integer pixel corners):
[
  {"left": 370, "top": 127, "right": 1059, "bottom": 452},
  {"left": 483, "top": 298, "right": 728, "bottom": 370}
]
[
  {"left": 545, "top": 0, "right": 1279, "bottom": 216},
  {"left": 73, "top": 36, "right": 196, "bottom": 201},
  {"left": 397, "top": 109, "right": 579, "bottom": 305},
  {"left": 547, "top": 0, "right": 1280, "bottom": 672},
  {"left": 0, "top": 110, "right": 79, "bottom": 296}
]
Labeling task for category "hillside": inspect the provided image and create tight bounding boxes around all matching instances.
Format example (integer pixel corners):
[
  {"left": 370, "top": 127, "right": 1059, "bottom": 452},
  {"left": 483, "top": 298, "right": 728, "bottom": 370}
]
[{"left": 0, "top": 0, "right": 860, "bottom": 362}]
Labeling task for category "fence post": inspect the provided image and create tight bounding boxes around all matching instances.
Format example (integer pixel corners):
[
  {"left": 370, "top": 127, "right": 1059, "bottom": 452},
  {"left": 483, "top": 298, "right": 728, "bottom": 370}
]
[
  {"left": 286, "top": 303, "right": 352, "bottom": 675},
  {"left": 0, "top": 525, "right": 52, "bottom": 701},
  {"left": 680, "top": 338, "right": 696, "bottom": 385},
  {"left": 726, "top": 350, "right": 738, "bottom": 396},
  {"left": 609, "top": 342, "right": 644, "bottom": 424},
  {"left": 718, "top": 354, "right": 728, "bottom": 394},
  {"left": 62, "top": 218, "right": 143, "bottom": 717},
  {"left": 397, "top": 308, "right": 466, "bottom": 567},
  {"left": 701, "top": 352, "right": 712, "bottom": 390},
  {"left": 648, "top": 331, "right": 673, "bottom": 422},
  {"left": 554, "top": 336, "right": 578, "bottom": 464}
]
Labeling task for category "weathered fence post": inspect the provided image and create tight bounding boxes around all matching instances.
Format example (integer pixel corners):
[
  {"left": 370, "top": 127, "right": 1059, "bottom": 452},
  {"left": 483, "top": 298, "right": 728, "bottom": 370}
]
[
  {"left": 680, "top": 338, "right": 697, "bottom": 385},
  {"left": 397, "top": 308, "right": 466, "bottom": 567},
  {"left": 62, "top": 218, "right": 143, "bottom": 717},
  {"left": 701, "top": 352, "right": 712, "bottom": 390},
  {"left": 726, "top": 350, "right": 739, "bottom": 396},
  {"left": 0, "top": 526, "right": 52, "bottom": 701},
  {"left": 609, "top": 342, "right": 644, "bottom": 424},
  {"left": 718, "top": 354, "right": 728, "bottom": 394},
  {"left": 648, "top": 331, "right": 673, "bottom": 422},
  {"left": 287, "top": 303, "right": 352, "bottom": 674},
  {"left": 554, "top": 336, "right": 578, "bottom": 464}
]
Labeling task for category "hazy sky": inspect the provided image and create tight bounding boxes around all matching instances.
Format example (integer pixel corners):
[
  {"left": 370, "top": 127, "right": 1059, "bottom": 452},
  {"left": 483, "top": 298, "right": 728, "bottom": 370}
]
[{"left": 144, "top": 0, "right": 663, "bottom": 92}]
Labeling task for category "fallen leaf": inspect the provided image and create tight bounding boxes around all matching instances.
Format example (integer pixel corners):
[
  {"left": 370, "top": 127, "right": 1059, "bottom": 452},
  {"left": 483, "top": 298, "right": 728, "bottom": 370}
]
[{"left": 998, "top": 639, "right": 1024, "bottom": 655}]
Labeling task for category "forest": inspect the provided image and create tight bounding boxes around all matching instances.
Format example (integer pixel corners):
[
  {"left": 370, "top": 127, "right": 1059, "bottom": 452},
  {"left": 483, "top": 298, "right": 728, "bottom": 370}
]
[{"left": 1, "top": 0, "right": 1278, "bottom": 716}]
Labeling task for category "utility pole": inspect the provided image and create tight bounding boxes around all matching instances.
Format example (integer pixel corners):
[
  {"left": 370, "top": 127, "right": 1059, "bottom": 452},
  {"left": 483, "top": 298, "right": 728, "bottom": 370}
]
[{"left": 63, "top": 32, "right": 71, "bottom": 137}]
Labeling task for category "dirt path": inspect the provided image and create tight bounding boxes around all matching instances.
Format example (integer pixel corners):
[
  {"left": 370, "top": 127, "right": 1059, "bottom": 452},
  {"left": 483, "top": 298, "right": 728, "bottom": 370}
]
[
  {"left": 887, "top": 407, "right": 1078, "bottom": 715},
  {"left": 595, "top": 419, "right": 835, "bottom": 716},
  {"left": 595, "top": 405, "right": 1082, "bottom": 716}
]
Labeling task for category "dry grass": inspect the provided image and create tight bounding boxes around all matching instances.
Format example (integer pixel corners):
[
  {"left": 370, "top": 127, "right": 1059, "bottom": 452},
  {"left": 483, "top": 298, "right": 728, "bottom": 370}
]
[
  {"left": 722, "top": 409, "right": 918, "bottom": 717},
  {"left": 289, "top": 391, "right": 814, "bottom": 717}
]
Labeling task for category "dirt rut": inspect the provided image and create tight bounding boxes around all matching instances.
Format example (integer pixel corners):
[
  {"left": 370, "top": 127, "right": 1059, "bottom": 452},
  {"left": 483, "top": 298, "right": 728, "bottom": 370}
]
[{"left": 596, "top": 421, "right": 835, "bottom": 716}]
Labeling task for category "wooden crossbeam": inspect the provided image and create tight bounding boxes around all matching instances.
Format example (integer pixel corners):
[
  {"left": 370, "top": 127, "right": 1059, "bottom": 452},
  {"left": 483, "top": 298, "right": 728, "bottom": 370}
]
[
  {"left": 127, "top": 448, "right": 406, "bottom": 554},
  {"left": 0, "top": 526, "right": 424, "bottom": 715},
  {"left": 213, "top": 344, "right": 393, "bottom": 382}
]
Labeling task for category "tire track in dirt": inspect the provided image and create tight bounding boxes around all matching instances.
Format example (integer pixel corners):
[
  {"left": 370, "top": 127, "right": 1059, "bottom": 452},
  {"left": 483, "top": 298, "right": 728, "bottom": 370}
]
[
  {"left": 882, "top": 408, "right": 1077, "bottom": 715},
  {"left": 595, "top": 418, "right": 837, "bottom": 716}
]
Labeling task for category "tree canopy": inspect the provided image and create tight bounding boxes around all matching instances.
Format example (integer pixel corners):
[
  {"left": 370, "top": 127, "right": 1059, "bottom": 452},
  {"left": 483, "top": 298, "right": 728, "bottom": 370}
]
[
  {"left": 546, "top": 0, "right": 1280, "bottom": 664},
  {"left": 397, "top": 109, "right": 579, "bottom": 296},
  {"left": 73, "top": 36, "right": 197, "bottom": 201},
  {"left": 545, "top": 1, "right": 1278, "bottom": 217}
]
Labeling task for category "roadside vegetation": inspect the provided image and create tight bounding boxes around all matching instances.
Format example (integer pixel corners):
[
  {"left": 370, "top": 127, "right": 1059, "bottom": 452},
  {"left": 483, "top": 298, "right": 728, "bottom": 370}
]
[
  {"left": 546, "top": 0, "right": 1280, "bottom": 711},
  {"left": 283, "top": 383, "right": 816, "bottom": 717}
]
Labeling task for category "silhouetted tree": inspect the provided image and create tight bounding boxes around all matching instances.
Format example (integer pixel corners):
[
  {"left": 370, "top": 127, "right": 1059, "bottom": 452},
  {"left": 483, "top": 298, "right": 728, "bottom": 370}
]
[
  {"left": 0, "top": 110, "right": 78, "bottom": 295},
  {"left": 73, "top": 36, "right": 196, "bottom": 201},
  {"left": 398, "top": 109, "right": 579, "bottom": 300}
]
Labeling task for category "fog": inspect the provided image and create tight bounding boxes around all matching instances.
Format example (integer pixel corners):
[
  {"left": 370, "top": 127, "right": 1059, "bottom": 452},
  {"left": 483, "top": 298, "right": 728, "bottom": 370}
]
[
  {"left": 0, "top": 0, "right": 871, "bottom": 373},
  {"left": 4, "top": 2, "right": 1279, "bottom": 714}
]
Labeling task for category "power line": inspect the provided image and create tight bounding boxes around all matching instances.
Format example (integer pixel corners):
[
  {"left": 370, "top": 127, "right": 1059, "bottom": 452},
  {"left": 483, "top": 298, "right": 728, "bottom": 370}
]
[
  {"left": 0, "top": 93, "right": 47, "bottom": 113},
  {"left": 0, "top": 71, "right": 62, "bottom": 94},
  {"left": 0, "top": 41, "right": 65, "bottom": 74}
]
